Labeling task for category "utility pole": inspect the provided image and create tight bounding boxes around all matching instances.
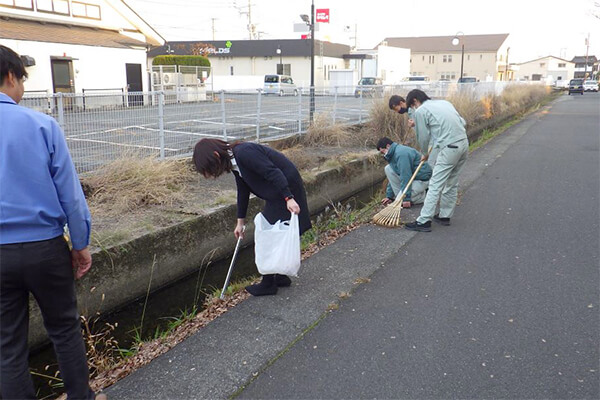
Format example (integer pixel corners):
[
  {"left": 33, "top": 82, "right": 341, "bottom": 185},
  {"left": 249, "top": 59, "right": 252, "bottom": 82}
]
[
  {"left": 584, "top": 33, "right": 590, "bottom": 79},
  {"left": 505, "top": 47, "right": 510, "bottom": 81},
  {"left": 310, "top": 0, "right": 315, "bottom": 124},
  {"left": 211, "top": 18, "right": 217, "bottom": 40},
  {"left": 235, "top": 0, "right": 256, "bottom": 40}
]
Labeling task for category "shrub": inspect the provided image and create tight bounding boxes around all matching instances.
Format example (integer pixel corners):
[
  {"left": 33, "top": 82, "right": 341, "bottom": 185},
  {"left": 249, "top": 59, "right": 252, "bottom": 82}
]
[{"left": 152, "top": 55, "right": 210, "bottom": 67}]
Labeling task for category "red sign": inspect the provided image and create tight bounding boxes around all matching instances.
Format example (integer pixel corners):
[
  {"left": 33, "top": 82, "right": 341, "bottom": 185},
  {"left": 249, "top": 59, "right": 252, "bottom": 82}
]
[
  {"left": 301, "top": 34, "right": 309, "bottom": 39},
  {"left": 316, "top": 8, "right": 329, "bottom": 23}
]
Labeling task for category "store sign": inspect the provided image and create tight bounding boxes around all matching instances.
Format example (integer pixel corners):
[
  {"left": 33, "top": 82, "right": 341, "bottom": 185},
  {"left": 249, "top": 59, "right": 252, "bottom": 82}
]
[
  {"left": 316, "top": 9, "right": 329, "bottom": 23},
  {"left": 204, "top": 41, "right": 233, "bottom": 55}
]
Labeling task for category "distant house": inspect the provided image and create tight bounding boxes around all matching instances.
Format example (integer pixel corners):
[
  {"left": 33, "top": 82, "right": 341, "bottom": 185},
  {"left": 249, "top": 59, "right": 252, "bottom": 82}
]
[
  {"left": 570, "top": 56, "right": 598, "bottom": 79},
  {"left": 149, "top": 39, "right": 351, "bottom": 89},
  {"left": 378, "top": 34, "right": 510, "bottom": 82},
  {"left": 514, "top": 56, "right": 575, "bottom": 83},
  {"left": 0, "top": 0, "right": 164, "bottom": 98}
]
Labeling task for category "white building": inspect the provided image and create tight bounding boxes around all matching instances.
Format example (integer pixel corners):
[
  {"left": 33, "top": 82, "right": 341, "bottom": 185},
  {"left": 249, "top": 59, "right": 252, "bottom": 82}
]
[
  {"left": 514, "top": 56, "right": 575, "bottom": 84},
  {"left": 0, "top": 0, "right": 164, "bottom": 97},
  {"left": 345, "top": 45, "right": 411, "bottom": 84},
  {"left": 148, "top": 39, "right": 351, "bottom": 90}
]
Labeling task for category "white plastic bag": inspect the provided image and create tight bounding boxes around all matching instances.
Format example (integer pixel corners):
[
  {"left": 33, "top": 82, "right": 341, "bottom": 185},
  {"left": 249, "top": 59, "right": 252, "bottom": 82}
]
[{"left": 254, "top": 212, "right": 301, "bottom": 277}]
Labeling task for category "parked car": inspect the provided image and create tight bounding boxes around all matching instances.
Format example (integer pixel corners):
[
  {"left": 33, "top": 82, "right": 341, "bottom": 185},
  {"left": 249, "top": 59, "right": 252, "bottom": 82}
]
[
  {"left": 457, "top": 76, "right": 478, "bottom": 83},
  {"left": 263, "top": 74, "right": 298, "bottom": 96},
  {"left": 568, "top": 78, "right": 584, "bottom": 95},
  {"left": 354, "top": 77, "right": 384, "bottom": 98},
  {"left": 583, "top": 80, "right": 599, "bottom": 92}
]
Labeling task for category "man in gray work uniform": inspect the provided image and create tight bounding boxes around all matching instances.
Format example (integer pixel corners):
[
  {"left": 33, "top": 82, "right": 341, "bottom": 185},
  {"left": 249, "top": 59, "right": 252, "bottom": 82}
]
[{"left": 402, "top": 89, "right": 469, "bottom": 232}]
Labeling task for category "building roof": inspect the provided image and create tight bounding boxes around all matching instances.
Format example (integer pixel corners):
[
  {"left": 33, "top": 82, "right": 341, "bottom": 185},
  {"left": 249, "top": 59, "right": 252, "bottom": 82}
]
[
  {"left": 0, "top": 16, "right": 149, "bottom": 48},
  {"left": 516, "top": 55, "right": 574, "bottom": 65},
  {"left": 148, "top": 39, "right": 351, "bottom": 58},
  {"left": 571, "top": 55, "right": 598, "bottom": 63},
  {"left": 380, "top": 33, "right": 509, "bottom": 53}
]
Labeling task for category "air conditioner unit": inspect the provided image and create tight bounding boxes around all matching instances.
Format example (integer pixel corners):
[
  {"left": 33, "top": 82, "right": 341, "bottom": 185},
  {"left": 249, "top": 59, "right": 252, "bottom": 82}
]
[{"left": 162, "top": 73, "right": 178, "bottom": 85}]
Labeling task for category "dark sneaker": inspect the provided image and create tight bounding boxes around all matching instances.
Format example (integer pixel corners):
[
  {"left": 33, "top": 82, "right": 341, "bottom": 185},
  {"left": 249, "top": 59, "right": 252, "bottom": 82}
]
[
  {"left": 404, "top": 221, "right": 432, "bottom": 232},
  {"left": 275, "top": 274, "right": 292, "bottom": 287},
  {"left": 433, "top": 214, "right": 451, "bottom": 226}
]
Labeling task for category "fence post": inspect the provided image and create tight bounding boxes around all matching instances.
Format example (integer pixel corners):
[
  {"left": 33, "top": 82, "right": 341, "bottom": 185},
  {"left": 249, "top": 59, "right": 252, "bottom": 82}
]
[
  {"left": 256, "top": 90, "right": 262, "bottom": 142},
  {"left": 158, "top": 91, "right": 165, "bottom": 160},
  {"left": 220, "top": 90, "right": 227, "bottom": 140},
  {"left": 358, "top": 89, "right": 364, "bottom": 124},
  {"left": 297, "top": 89, "right": 303, "bottom": 133},
  {"left": 57, "top": 93, "right": 65, "bottom": 127},
  {"left": 332, "top": 86, "right": 338, "bottom": 124}
]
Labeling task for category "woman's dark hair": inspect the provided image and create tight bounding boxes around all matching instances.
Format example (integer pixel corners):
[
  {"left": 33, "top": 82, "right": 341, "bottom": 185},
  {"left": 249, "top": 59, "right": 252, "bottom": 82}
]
[
  {"left": 405, "top": 89, "right": 431, "bottom": 108},
  {"left": 388, "top": 95, "right": 405, "bottom": 110},
  {"left": 0, "top": 45, "right": 28, "bottom": 85},
  {"left": 193, "top": 139, "right": 233, "bottom": 178},
  {"left": 376, "top": 137, "right": 393, "bottom": 150}
]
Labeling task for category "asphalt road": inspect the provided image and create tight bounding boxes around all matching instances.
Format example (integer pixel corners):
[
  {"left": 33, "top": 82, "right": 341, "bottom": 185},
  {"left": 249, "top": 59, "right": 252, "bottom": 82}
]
[{"left": 237, "top": 93, "right": 600, "bottom": 399}]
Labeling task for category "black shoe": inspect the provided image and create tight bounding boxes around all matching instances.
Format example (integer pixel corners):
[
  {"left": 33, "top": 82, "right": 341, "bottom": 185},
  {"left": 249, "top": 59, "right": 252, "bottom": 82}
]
[
  {"left": 246, "top": 275, "right": 278, "bottom": 296},
  {"left": 433, "top": 214, "right": 451, "bottom": 226},
  {"left": 404, "top": 221, "right": 432, "bottom": 232},
  {"left": 274, "top": 274, "right": 292, "bottom": 287}
]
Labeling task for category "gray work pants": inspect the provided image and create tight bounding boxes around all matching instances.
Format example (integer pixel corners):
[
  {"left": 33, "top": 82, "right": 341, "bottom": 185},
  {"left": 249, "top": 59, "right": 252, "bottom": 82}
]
[
  {"left": 417, "top": 139, "right": 468, "bottom": 223},
  {"left": 384, "top": 164, "right": 429, "bottom": 204}
]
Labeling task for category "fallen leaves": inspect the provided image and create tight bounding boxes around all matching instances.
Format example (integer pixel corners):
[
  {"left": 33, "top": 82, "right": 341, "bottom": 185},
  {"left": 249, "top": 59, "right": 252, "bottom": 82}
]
[{"left": 89, "top": 290, "right": 250, "bottom": 392}]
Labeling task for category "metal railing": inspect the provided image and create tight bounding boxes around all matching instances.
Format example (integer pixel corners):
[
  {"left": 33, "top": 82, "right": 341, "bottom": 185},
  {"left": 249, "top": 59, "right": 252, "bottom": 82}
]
[{"left": 20, "top": 81, "right": 542, "bottom": 174}]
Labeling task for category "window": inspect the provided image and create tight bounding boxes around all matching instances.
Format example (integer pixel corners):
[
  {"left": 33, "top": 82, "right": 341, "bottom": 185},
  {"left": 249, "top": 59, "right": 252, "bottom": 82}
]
[
  {"left": 428, "top": 55, "right": 435, "bottom": 64},
  {"left": 230, "top": 66, "right": 234, "bottom": 76},
  {"left": 72, "top": 1, "right": 101, "bottom": 19},
  {"left": 36, "top": 0, "right": 69, "bottom": 15},
  {"left": 540, "top": 63, "right": 545, "bottom": 68},
  {"left": 467, "top": 55, "right": 470, "bottom": 61},
  {"left": 443, "top": 55, "right": 447, "bottom": 63},
  {"left": 422, "top": 56, "right": 425, "bottom": 61},
  {"left": 0, "top": 0, "right": 33, "bottom": 9},
  {"left": 480, "top": 54, "right": 483, "bottom": 60},
  {"left": 558, "top": 63, "right": 566, "bottom": 68}
]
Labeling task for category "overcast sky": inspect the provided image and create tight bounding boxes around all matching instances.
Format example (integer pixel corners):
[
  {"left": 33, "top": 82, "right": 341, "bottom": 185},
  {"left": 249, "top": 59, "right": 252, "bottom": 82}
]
[{"left": 126, "top": 0, "right": 600, "bottom": 63}]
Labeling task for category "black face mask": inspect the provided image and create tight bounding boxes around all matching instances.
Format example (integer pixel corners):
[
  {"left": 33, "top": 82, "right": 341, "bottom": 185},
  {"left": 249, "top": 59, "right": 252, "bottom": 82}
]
[{"left": 398, "top": 107, "right": 408, "bottom": 114}]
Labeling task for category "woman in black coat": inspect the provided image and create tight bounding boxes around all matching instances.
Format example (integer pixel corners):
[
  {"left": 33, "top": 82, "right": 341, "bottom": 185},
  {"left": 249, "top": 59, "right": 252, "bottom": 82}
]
[{"left": 193, "top": 139, "right": 311, "bottom": 296}]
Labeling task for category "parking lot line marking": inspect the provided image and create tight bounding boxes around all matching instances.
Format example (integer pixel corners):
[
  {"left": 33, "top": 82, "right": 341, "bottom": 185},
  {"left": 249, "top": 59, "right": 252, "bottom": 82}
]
[{"left": 66, "top": 137, "right": 179, "bottom": 152}]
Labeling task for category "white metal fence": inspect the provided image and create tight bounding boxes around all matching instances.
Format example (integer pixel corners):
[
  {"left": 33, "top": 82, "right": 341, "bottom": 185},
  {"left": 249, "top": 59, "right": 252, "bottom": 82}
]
[{"left": 21, "top": 81, "right": 541, "bottom": 174}]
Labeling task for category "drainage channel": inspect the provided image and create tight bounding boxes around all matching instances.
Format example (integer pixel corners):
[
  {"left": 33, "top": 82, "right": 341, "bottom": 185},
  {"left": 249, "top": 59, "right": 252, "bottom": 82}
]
[{"left": 30, "top": 183, "right": 383, "bottom": 397}]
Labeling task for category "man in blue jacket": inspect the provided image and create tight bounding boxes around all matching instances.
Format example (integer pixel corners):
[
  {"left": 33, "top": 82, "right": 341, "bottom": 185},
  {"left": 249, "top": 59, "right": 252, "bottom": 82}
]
[
  {"left": 0, "top": 46, "right": 104, "bottom": 399},
  {"left": 377, "top": 137, "right": 432, "bottom": 208}
]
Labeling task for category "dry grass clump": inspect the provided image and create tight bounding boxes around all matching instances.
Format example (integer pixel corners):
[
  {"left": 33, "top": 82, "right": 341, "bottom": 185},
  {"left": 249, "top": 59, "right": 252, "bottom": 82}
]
[
  {"left": 304, "top": 112, "right": 351, "bottom": 146},
  {"left": 365, "top": 97, "right": 413, "bottom": 146},
  {"left": 282, "top": 146, "right": 322, "bottom": 171},
  {"left": 82, "top": 157, "right": 195, "bottom": 214},
  {"left": 447, "top": 91, "right": 486, "bottom": 128},
  {"left": 500, "top": 84, "right": 549, "bottom": 112}
]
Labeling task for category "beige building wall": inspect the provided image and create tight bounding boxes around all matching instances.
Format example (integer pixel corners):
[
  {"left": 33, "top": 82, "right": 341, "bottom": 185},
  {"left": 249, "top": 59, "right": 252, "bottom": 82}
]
[{"left": 410, "top": 51, "right": 507, "bottom": 82}]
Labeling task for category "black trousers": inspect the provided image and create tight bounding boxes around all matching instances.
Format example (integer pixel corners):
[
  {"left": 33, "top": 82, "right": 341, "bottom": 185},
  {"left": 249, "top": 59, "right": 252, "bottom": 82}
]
[{"left": 0, "top": 236, "right": 94, "bottom": 399}]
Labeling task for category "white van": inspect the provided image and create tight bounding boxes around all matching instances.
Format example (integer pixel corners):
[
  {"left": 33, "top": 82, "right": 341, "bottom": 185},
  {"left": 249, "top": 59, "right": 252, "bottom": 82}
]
[{"left": 263, "top": 75, "right": 298, "bottom": 96}]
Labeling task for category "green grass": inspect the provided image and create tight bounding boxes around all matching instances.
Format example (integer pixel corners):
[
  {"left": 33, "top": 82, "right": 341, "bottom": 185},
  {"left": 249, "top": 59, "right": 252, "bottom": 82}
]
[{"left": 300, "top": 196, "right": 381, "bottom": 252}]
